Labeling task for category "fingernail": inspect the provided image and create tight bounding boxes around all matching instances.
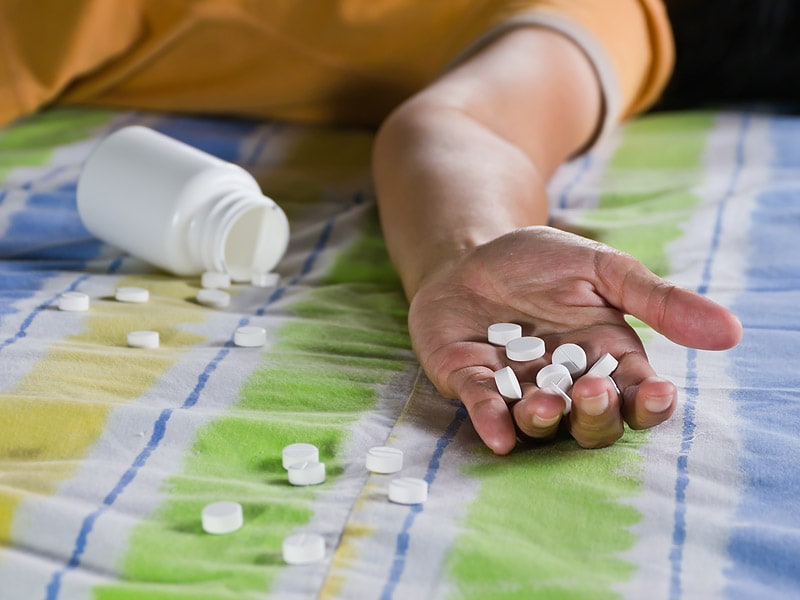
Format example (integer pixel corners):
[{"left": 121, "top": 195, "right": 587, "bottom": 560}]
[
  {"left": 581, "top": 392, "right": 608, "bottom": 416},
  {"left": 644, "top": 394, "right": 673, "bottom": 413},
  {"left": 532, "top": 413, "right": 561, "bottom": 428}
]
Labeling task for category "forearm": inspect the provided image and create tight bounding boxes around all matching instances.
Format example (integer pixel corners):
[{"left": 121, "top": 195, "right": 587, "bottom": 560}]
[{"left": 372, "top": 27, "right": 602, "bottom": 299}]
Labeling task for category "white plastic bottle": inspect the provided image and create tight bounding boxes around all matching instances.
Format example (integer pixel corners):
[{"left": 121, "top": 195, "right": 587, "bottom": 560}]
[{"left": 76, "top": 125, "right": 290, "bottom": 280}]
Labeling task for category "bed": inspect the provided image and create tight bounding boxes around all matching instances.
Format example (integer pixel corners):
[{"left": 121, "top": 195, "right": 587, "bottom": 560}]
[{"left": 0, "top": 106, "right": 798, "bottom": 599}]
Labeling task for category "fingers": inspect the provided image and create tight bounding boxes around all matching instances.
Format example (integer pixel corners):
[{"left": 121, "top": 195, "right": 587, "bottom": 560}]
[{"left": 593, "top": 249, "right": 743, "bottom": 351}]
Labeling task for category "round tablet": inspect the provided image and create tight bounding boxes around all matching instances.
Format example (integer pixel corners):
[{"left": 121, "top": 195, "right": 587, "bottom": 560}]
[
  {"left": 505, "top": 336, "right": 545, "bottom": 362},
  {"left": 57, "top": 291, "right": 89, "bottom": 312},
  {"left": 544, "top": 382, "right": 573, "bottom": 415},
  {"left": 251, "top": 272, "right": 280, "bottom": 288},
  {"left": 494, "top": 366, "right": 522, "bottom": 400},
  {"left": 196, "top": 288, "right": 230, "bottom": 308},
  {"left": 389, "top": 477, "right": 428, "bottom": 505},
  {"left": 201, "top": 501, "right": 243, "bottom": 534},
  {"left": 288, "top": 461, "right": 326, "bottom": 486},
  {"left": 234, "top": 326, "right": 267, "bottom": 347},
  {"left": 282, "top": 443, "right": 319, "bottom": 469},
  {"left": 282, "top": 533, "right": 326, "bottom": 565},
  {"left": 115, "top": 286, "right": 149, "bottom": 303},
  {"left": 201, "top": 271, "right": 231, "bottom": 289},
  {"left": 487, "top": 322, "right": 522, "bottom": 346},
  {"left": 127, "top": 330, "right": 159, "bottom": 349},
  {"left": 586, "top": 353, "right": 619, "bottom": 378},
  {"left": 366, "top": 446, "right": 404, "bottom": 474},
  {"left": 536, "top": 363, "right": 572, "bottom": 390},
  {"left": 551, "top": 343, "right": 587, "bottom": 377}
]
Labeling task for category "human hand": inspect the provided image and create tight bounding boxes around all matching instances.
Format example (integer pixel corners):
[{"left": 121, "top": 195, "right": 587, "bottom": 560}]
[{"left": 407, "top": 226, "right": 743, "bottom": 455}]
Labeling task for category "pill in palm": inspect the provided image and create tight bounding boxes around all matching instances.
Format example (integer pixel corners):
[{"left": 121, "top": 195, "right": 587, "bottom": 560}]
[
  {"left": 366, "top": 446, "right": 404, "bottom": 474},
  {"left": 487, "top": 322, "right": 522, "bottom": 346},
  {"left": 57, "top": 291, "right": 90, "bottom": 312},
  {"left": 536, "top": 363, "right": 572, "bottom": 390},
  {"left": 127, "top": 330, "right": 159, "bottom": 349},
  {"left": 552, "top": 343, "right": 587, "bottom": 377},
  {"left": 282, "top": 533, "right": 326, "bottom": 565},
  {"left": 201, "top": 501, "right": 243, "bottom": 534},
  {"left": 282, "top": 443, "right": 319, "bottom": 469},
  {"left": 288, "top": 461, "right": 326, "bottom": 486},
  {"left": 115, "top": 286, "right": 149, "bottom": 303},
  {"left": 389, "top": 477, "right": 428, "bottom": 505},
  {"left": 505, "top": 336, "right": 545, "bottom": 362},
  {"left": 545, "top": 381, "right": 573, "bottom": 415},
  {"left": 587, "top": 353, "right": 619, "bottom": 378},
  {"left": 494, "top": 366, "right": 522, "bottom": 400}
]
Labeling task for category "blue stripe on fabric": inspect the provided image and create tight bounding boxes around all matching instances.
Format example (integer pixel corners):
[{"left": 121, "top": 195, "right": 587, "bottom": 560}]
[
  {"left": 380, "top": 404, "right": 468, "bottom": 600},
  {"left": 44, "top": 190, "right": 357, "bottom": 599},
  {"left": 723, "top": 114, "right": 800, "bottom": 599},
  {"left": 669, "top": 113, "right": 751, "bottom": 600},
  {"left": 556, "top": 154, "right": 592, "bottom": 211}
]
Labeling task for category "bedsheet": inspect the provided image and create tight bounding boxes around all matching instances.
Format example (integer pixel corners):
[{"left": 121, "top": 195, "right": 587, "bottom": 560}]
[{"left": 0, "top": 108, "right": 798, "bottom": 599}]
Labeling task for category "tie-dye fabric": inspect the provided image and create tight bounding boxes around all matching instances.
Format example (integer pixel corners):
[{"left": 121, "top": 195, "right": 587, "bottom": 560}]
[{"left": 0, "top": 108, "right": 797, "bottom": 599}]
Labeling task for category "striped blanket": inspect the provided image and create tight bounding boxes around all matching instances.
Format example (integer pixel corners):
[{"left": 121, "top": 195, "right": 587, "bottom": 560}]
[{"left": 0, "top": 108, "right": 797, "bottom": 599}]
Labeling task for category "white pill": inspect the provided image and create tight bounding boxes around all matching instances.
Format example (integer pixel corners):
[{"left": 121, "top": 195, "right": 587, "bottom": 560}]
[
  {"left": 487, "top": 322, "right": 522, "bottom": 346},
  {"left": 288, "top": 461, "right": 326, "bottom": 486},
  {"left": 536, "top": 363, "right": 572, "bottom": 390},
  {"left": 127, "top": 330, "right": 159, "bottom": 349},
  {"left": 201, "top": 271, "right": 231, "bottom": 289},
  {"left": 196, "top": 288, "right": 230, "bottom": 308},
  {"left": 282, "top": 443, "right": 319, "bottom": 469},
  {"left": 389, "top": 477, "right": 428, "bottom": 505},
  {"left": 366, "top": 446, "right": 404, "bottom": 474},
  {"left": 506, "top": 336, "right": 545, "bottom": 362},
  {"left": 201, "top": 501, "right": 243, "bottom": 534},
  {"left": 552, "top": 343, "right": 587, "bottom": 377},
  {"left": 251, "top": 271, "right": 280, "bottom": 288},
  {"left": 545, "top": 381, "right": 573, "bottom": 415},
  {"left": 57, "top": 291, "right": 89, "bottom": 312},
  {"left": 587, "top": 353, "right": 619, "bottom": 378},
  {"left": 282, "top": 533, "right": 326, "bottom": 565},
  {"left": 114, "top": 286, "right": 149, "bottom": 303},
  {"left": 494, "top": 366, "right": 522, "bottom": 400},
  {"left": 234, "top": 326, "right": 267, "bottom": 347}
]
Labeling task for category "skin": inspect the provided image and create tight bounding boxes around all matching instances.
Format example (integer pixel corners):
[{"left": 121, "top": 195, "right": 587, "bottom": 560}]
[{"left": 372, "top": 27, "right": 743, "bottom": 455}]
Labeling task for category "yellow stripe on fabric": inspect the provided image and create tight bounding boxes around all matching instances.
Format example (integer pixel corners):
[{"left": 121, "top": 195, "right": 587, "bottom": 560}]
[{"left": 0, "top": 276, "right": 206, "bottom": 542}]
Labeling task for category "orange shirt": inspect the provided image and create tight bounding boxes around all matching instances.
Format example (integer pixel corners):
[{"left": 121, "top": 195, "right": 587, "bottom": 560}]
[{"left": 0, "top": 0, "right": 673, "bottom": 132}]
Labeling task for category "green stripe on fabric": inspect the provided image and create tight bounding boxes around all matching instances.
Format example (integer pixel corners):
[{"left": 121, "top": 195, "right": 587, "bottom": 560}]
[
  {"left": 446, "top": 112, "right": 714, "bottom": 599},
  {"left": 0, "top": 108, "right": 112, "bottom": 183},
  {"left": 95, "top": 206, "right": 411, "bottom": 599}
]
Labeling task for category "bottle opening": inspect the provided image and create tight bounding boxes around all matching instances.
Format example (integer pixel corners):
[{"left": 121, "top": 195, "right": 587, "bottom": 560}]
[{"left": 223, "top": 204, "right": 290, "bottom": 282}]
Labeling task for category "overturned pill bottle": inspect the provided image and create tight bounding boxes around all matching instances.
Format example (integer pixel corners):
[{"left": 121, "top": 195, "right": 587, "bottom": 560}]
[{"left": 77, "top": 125, "right": 289, "bottom": 281}]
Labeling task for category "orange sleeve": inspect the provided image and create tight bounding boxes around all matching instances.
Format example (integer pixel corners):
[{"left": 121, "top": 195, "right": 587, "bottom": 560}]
[{"left": 0, "top": 0, "right": 143, "bottom": 125}]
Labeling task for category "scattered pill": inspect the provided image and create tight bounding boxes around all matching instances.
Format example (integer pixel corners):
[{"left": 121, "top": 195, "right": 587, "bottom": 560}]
[
  {"left": 552, "top": 343, "right": 587, "bottom": 377},
  {"left": 389, "top": 477, "right": 428, "bottom": 505},
  {"left": 234, "top": 325, "right": 267, "bottom": 347},
  {"left": 282, "top": 443, "right": 319, "bottom": 469},
  {"left": 282, "top": 533, "right": 326, "bottom": 565},
  {"left": 487, "top": 322, "right": 522, "bottom": 346},
  {"left": 114, "top": 286, "right": 149, "bottom": 303},
  {"left": 201, "top": 501, "right": 243, "bottom": 534},
  {"left": 201, "top": 271, "right": 231, "bottom": 289},
  {"left": 288, "top": 461, "right": 326, "bottom": 486},
  {"left": 196, "top": 288, "right": 230, "bottom": 308},
  {"left": 366, "top": 446, "right": 404, "bottom": 474},
  {"left": 505, "top": 336, "right": 545, "bottom": 362},
  {"left": 536, "top": 363, "right": 572, "bottom": 390},
  {"left": 494, "top": 366, "right": 522, "bottom": 400},
  {"left": 57, "top": 291, "right": 90, "bottom": 312},
  {"left": 251, "top": 271, "right": 280, "bottom": 288},
  {"left": 587, "top": 353, "right": 619, "bottom": 378},
  {"left": 127, "top": 330, "right": 159, "bottom": 349}
]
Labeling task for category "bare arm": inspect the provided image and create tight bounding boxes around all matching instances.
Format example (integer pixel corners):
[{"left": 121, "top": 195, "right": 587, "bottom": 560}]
[{"left": 372, "top": 27, "right": 742, "bottom": 454}]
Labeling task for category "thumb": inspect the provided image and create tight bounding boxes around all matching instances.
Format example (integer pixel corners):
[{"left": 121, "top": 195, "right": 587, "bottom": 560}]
[{"left": 595, "top": 250, "right": 743, "bottom": 350}]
